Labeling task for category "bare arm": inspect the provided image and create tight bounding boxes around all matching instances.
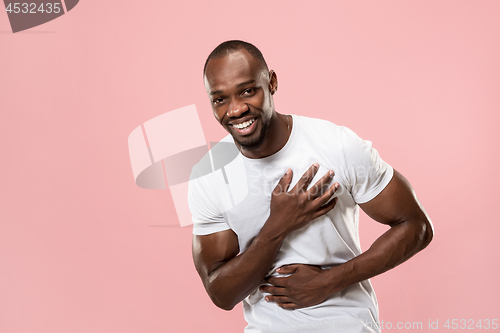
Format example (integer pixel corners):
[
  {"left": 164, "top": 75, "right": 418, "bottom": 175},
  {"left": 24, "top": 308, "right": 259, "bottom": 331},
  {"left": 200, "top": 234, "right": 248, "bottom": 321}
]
[
  {"left": 262, "top": 169, "right": 434, "bottom": 309},
  {"left": 192, "top": 164, "right": 340, "bottom": 310},
  {"left": 192, "top": 222, "right": 284, "bottom": 310},
  {"left": 326, "top": 169, "right": 433, "bottom": 289}
]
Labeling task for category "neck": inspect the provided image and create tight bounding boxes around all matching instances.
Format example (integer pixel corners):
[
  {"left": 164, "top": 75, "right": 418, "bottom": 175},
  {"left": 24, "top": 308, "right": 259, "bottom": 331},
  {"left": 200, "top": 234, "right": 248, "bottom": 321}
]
[{"left": 239, "top": 112, "right": 291, "bottom": 159}]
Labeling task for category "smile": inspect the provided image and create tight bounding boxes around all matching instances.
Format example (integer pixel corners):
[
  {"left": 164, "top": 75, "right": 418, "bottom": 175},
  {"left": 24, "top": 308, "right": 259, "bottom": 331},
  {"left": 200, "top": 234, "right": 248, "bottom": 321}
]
[
  {"left": 232, "top": 119, "right": 255, "bottom": 129},
  {"left": 230, "top": 118, "right": 258, "bottom": 136}
]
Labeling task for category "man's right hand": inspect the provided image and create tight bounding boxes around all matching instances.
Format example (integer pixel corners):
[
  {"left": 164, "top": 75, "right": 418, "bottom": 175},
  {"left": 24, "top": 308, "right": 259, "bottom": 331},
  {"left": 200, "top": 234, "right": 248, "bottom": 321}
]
[
  {"left": 192, "top": 163, "right": 339, "bottom": 311},
  {"left": 265, "top": 163, "right": 340, "bottom": 240}
]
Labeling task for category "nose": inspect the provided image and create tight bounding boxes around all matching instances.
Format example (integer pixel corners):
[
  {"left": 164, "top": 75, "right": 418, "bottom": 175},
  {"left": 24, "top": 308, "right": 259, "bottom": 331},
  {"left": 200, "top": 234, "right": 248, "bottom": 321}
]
[{"left": 227, "top": 98, "right": 248, "bottom": 118}]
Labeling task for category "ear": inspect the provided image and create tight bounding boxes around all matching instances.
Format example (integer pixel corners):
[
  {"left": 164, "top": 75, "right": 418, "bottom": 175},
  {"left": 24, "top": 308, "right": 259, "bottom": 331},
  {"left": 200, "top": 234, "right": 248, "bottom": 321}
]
[{"left": 269, "top": 70, "right": 278, "bottom": 95}]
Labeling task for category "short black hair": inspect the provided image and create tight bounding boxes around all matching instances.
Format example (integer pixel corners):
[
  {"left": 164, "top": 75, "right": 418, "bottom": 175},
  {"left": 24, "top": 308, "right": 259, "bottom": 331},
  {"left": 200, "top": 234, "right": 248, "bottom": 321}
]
[{"left": 203, "top": 40, "right": 269, "bottom": 75}]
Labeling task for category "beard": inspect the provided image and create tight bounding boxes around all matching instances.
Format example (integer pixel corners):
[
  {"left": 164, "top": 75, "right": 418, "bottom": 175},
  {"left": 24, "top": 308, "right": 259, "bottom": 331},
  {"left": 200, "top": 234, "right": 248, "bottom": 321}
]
[{"left": 232, "top": 116, "right": 271, "bottom": 151}]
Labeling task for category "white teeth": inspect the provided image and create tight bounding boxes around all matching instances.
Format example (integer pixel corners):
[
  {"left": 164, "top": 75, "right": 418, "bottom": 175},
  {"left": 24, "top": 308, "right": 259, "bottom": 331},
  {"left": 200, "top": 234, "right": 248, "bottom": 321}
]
[{"left": 233, "top": 119, "right": 254, "bottom": 129}]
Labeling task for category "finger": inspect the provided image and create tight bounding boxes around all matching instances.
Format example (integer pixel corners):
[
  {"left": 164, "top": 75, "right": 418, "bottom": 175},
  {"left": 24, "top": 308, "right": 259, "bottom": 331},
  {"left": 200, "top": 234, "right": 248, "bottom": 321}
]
[
  {"left": 276, "top": 264, "right": 299, "bottom": 274},
  {"left": 315, "top": 182, "right": 340, "bottom": 207},
  {"left": 265, "top": 276, "right": 288, "bottom": 287},
  {"left": 313, "top": 196, "right": 338, "bottom": 219},
  {"left": 305, "top": 264, "right": 325, "bottom": 272},
  {"left": 259, "top": 285, "right": 286, "bottom": 296},
  {"left": 292, "top": 163, "right": 319, "bottom": 192},
  {"left": 273, "top": 168, "right": 293, "bottom": 195},
  {"left": 265, "top": 295, "right": 293, "bottom": 303},
  {"left": 277, "top": 302, "right": 298, "bottom": 310},
  {"left": 307, "top": 169, "right": 335, "bottom": 198}
]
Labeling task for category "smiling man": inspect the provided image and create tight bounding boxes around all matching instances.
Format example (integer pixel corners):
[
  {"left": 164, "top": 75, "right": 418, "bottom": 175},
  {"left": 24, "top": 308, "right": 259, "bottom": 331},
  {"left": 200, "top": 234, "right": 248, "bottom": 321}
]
[{"left": 189, "top": 40, "right": 433, "bottom": 333}]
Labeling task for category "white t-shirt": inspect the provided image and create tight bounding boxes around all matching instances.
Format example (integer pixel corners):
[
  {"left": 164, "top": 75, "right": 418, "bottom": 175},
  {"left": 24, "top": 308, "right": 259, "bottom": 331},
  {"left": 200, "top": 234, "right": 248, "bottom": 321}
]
[{"left": 188, "top": 115, "right": 393, "bottom": 333}]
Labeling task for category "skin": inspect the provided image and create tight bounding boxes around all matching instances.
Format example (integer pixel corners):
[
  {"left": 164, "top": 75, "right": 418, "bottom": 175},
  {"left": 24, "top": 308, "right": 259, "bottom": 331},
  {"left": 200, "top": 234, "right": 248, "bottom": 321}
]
[
  {"left": 259, "top": 169, "right": 433, "bottom": 309},
  {"left": 193, "top": 48, "right": 434, "bottom": 311},
  {"left": 203, "top": 49, "right": 288, "bottom": 159}
]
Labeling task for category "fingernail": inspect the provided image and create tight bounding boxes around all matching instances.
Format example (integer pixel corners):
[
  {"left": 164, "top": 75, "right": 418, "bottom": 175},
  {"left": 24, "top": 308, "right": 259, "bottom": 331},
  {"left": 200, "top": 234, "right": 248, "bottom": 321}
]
[
  {"left": 329, "top": 170, "right": 334, "bottom": 177},
  {"left": 335, "top": 183, "right": 339, "bottom": 189},
  {"left": 265, "top": 297, "right": 270, "bottom": 302},
  {"left": 276, "top": 267, "right": 281, "bottom": 272},
  {"left": 314, "top": 163, "right": 319, "bottom": 168}
]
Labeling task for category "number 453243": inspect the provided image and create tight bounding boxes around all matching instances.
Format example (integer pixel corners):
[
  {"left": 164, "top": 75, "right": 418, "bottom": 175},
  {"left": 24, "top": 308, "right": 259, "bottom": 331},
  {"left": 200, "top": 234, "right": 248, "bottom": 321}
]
[
  {"left": 5, "top": 3, "right": 61, "bottom": 14},
  {"left": 444, "top": 319, "right": 498, "bottom": 330}
]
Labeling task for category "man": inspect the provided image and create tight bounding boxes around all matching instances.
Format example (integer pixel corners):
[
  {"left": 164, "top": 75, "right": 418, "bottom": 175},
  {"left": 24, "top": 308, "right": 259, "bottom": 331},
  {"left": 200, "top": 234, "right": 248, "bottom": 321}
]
[{"left": 188, "top": 40, "right": 433, "bottom": 333}]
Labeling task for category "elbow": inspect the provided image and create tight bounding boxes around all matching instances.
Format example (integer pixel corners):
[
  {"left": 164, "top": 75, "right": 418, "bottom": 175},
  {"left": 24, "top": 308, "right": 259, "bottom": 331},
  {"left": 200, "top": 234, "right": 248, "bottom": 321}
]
[
  {"left": 205, "top": 282, "right": 237, "bottom": 311},
  {"left": 209, "top": 294, "right": 236, "bottom": 311},
  {"left": 217, "top": 302, "right": 236, "bottom": 311},
  {"left": 419, "top": 216, "right": 434, "bottom": 250},
  {"left": 202, "top": 272, "right": 238, "bottom": 311}
]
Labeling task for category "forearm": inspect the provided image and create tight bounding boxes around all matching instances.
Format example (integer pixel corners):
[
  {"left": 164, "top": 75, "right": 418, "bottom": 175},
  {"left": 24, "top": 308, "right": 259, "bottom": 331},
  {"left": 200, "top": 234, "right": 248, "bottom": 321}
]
[
  {"left": 197, "top": 164, "right": 340, "bottom": 310},
  {"left": 324, "top": 217, "right": 433, "bottom": 294},
  {"left": 205, "top": 221, "right": 286, "bottom": 310}
]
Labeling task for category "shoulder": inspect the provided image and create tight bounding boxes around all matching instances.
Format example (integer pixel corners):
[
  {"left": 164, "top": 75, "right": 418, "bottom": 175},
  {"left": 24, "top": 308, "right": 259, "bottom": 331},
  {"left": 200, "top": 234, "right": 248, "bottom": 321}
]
[
  {"left": 292, "top": 115, "right": 346, "bottom": 147},
  {"left": 336, "top": 126, "right": 377, "bottom": 161},
  {"left": 294, "top": 114, "right": 344, "bottom": 133},
  {"left": 293, "top": 115, "right": 363, "bottom": 149}
]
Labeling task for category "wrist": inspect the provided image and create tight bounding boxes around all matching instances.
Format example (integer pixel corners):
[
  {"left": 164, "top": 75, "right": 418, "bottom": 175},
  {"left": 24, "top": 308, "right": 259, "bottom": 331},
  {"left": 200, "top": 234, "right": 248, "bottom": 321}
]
[
  {"left": 322, "top": 262, "right": 353, "bottom": 295},
  {"left": 258, "top": 215, "right": 288, "bottom": 244}
]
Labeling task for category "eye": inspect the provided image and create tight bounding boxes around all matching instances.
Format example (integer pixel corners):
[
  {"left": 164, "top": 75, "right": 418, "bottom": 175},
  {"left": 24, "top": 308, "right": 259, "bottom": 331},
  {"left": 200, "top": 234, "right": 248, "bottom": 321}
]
[
  {"left": 212, "top": 97, "right": 225, "bottom": 105},
  {"left": 242, "top": 88, "right": 255, "bottom": 96}
]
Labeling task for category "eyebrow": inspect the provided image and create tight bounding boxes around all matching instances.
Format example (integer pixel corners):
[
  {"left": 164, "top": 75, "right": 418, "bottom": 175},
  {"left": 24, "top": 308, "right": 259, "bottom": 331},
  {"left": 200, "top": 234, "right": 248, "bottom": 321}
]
[{"left": 210, "top": 80, "right": 256, "bottom": 96}]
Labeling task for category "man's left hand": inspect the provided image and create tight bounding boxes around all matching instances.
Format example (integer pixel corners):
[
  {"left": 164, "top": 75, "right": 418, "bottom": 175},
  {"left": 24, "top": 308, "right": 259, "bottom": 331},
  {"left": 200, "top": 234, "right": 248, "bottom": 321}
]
[{"left": 259, "top": 264, "right": 334, "bottom": 310}]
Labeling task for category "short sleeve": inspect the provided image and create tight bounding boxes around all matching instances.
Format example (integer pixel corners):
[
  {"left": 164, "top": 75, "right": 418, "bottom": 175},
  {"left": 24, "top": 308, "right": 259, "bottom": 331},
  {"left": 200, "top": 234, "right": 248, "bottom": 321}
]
[
  {"left": 188, "top": 168, "right": 231, "bottom": 236},
  {"left": 340, "top": 126, "right": 394, "bottom": 204}
]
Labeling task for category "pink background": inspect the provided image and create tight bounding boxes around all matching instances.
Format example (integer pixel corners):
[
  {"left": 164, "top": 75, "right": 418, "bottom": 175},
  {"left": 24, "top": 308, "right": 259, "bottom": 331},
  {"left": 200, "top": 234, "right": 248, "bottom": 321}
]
[{"left": 1, "top": 1, "right": 499, "bottom": 332}]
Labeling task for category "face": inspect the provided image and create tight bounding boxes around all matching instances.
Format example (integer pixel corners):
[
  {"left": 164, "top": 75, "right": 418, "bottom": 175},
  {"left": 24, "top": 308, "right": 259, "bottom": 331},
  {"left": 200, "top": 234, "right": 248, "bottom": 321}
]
[{"left": 204, "top": 49, "right": 277, "bottom": 151}]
